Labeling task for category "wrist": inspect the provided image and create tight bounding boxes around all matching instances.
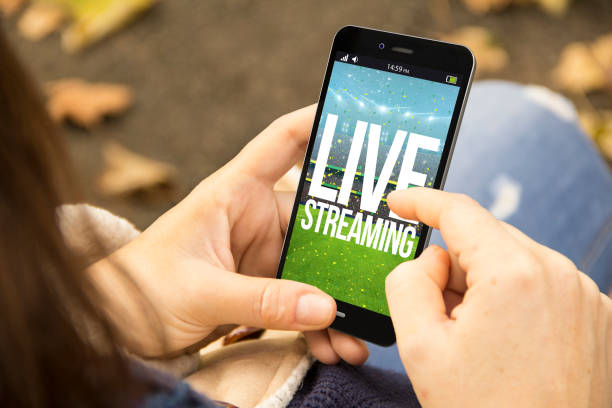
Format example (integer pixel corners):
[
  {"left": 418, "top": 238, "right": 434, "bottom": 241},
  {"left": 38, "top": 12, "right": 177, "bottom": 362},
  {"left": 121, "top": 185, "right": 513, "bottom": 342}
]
[{"left": 87, "top": 247, "right": 163, "bottom": 357}]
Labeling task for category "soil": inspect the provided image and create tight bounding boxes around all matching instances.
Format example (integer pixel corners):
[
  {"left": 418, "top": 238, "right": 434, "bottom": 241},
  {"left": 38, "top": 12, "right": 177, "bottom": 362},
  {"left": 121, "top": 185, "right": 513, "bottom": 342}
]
[{"left": 3, "top": 0, "right": 612, "bottom": 229}]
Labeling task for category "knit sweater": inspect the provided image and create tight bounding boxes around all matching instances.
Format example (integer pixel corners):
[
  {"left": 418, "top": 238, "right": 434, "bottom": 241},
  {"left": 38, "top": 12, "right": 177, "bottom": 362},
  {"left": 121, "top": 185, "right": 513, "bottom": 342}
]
[
  {"left": 138, "top": 361, "right": 421, "bottom": 408},
  {"left": 288, "top": 361, "right": 420, "bottom": 408}
]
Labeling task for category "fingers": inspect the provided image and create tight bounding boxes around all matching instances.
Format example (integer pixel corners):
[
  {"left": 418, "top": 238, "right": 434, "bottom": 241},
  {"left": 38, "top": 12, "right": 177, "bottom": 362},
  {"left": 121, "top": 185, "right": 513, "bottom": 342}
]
[
  {"left": 442, "top": 289, "right": 463, "bottom": 316},
  {"left": 387, "top": 188, "right": 520, "bottom": 279},
  {"left": 328, "top": 329, "right": 369, "bottom": 365},
  {"left": 233, "top": 104, "right": 316, "bottom": 185},
  {"left": 446, "top": 252, "right": 468, "bottom": 294},
  {"left": 209, "top": 272, "right": 336, "bottom": 332},
  {"left": 386, "top": 245, "right": 451, "bottom": 340},
  {"left": 303, "top": 329, "right": 369, "bottom": 365},
  {"left": 303, "top": 330, "right": 340, "bottom": 364},
  {"left": 275, "top": 190, "right": 295, "bottom": 232},
  {"left": 274, "top": 165, "right": 301, "bottom": 192}
]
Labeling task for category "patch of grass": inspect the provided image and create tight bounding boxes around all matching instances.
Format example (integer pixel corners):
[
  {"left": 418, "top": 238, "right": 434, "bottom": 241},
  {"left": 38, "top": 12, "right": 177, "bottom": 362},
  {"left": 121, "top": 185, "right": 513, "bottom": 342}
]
[{"left": 282, "top": 204, "right": 419, "bottom": 316}]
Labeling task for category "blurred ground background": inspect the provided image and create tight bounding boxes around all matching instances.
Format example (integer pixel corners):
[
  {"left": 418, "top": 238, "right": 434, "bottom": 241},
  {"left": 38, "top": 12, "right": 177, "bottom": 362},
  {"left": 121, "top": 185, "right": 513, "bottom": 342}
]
[{"left": 2, "top": 0, "right": 611, "bottom": 229}]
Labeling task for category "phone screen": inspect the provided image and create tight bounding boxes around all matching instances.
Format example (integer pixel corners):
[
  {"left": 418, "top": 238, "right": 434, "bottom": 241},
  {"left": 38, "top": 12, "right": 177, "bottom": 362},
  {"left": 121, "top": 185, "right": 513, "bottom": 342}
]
[{"left": 279, "top": 50, "right": 463, "bottom": 317}]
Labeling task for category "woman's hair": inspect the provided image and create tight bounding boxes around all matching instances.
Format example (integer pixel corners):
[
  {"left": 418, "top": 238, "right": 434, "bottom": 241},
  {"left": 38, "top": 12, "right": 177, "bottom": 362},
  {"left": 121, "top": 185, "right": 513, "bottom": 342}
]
[{"left": 0, "top": 28, "right": 142, "bottom": 406}]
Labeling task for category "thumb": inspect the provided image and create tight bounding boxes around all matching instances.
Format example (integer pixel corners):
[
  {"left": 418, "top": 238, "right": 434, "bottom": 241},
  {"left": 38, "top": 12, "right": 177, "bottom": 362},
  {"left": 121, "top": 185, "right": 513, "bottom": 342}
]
[
  {"left": 211, "top": 273, "right": 337, "bottom": 331},
  {"left": 386, "top": 245, "right": 450, "bottom": 341}
]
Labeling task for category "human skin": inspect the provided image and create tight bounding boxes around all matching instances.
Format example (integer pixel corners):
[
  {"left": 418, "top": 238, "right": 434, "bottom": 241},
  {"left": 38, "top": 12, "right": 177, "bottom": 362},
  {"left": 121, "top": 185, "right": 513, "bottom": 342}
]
[
  {"left": 90, "top": 105, "right": 368, "bottom": 365},
  {"left": 386, "top": 188, "right": 612, "bottom": 407}
]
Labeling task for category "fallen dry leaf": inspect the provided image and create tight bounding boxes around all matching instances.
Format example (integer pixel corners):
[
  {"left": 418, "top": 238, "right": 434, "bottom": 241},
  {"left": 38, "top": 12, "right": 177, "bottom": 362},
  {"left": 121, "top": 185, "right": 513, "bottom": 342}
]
[
  {"left": 594, "top": 111, "right": 612, "bottom": 162},
  {"left": 578, "top": 110, "right": 612, "bottom": 162},
  {"left": 46, "top": 78, "right": 133, "bottom": 128},
  {"left": 551, "top": 43, "right": 605, "bottom": 93},
  {"left": 578, "top": 110, "right": 600, "bottom": 139},
  {"left": 442, "top": 26, "right": 508, "bottom": 73},
  {"left": 552, "top": 40, "right": 610, "bottom": 94},
  {"left": 601, "top": 134, "right": 612, "bottom": 162},
  {"left": 461, "top": 0, "right": 513, "bottom": 14},
  {"left": 0, "top": 0, "right": 25, "bottom": 16},
  {"left": 59, "top": 0, "right": 155, "bottom": 53},
  {"left": 537, "top": 0, "right": 571, "bottom": 16},
  {"left": 461, "top": 0, "right": 570, "bottom": 15},
  {"left": 18, "top": 2, "right": 66, "bottom": 41},
  {"left": 592, "top": 32, "right": 612, "bottom": 84},
  {"left": 98, "top": 141, "right": 176, "bottom": 196}
]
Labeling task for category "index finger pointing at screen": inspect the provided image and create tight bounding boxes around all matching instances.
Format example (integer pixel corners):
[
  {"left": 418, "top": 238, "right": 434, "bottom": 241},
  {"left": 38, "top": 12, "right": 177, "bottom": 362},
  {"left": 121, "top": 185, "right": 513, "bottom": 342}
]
[{"left": 387, "top": 188, "right": 522, "bottom": 277}]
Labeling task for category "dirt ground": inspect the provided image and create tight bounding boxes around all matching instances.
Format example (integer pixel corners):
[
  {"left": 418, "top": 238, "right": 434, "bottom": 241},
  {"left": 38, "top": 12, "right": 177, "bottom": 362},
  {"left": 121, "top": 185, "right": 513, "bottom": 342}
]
[{"left": 3, "top": 0, "right": 612, "bottom": 229}]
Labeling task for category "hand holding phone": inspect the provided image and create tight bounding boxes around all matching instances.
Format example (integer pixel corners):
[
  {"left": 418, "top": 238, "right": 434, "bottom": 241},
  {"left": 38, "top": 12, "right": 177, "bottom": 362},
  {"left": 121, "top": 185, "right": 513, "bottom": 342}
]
[
  {"left": 91, "top": 103, "right": 369, "bottom": 363},
  {"left": 277, "top": 26, "right": 475, "bottom": 345}
]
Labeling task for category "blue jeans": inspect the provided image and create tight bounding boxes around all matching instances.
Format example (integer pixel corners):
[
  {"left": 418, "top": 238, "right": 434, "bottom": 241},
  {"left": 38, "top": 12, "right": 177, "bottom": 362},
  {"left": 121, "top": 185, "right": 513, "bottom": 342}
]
[{"left": 367, "top": 80, "right": 612, "bottom": 374}]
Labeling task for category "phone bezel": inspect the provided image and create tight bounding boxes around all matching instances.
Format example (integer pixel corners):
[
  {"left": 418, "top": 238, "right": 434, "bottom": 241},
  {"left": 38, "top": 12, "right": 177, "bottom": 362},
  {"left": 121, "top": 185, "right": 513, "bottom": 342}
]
[{"left": 276, "top": 26, "right": 475, "bottom": 346}]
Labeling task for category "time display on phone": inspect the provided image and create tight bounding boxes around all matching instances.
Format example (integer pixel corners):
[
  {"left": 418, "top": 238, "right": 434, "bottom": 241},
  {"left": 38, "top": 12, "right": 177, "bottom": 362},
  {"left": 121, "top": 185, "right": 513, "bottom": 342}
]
[{"left": 387, "top": 64, "right": 409, "bottom": 74}]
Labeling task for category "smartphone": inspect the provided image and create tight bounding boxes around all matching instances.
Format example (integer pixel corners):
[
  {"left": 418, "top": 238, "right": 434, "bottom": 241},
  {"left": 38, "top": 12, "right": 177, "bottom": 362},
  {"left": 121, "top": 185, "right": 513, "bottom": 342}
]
[{"left": 277, "top": 26, "right": 475, "bottom": 346}]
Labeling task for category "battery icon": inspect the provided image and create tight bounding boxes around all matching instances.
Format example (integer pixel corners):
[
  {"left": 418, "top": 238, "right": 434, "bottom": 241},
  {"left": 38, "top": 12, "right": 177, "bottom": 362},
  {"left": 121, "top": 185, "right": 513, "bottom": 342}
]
[{"left": 446, "top": 75, "right": 458, "bottom": 84}]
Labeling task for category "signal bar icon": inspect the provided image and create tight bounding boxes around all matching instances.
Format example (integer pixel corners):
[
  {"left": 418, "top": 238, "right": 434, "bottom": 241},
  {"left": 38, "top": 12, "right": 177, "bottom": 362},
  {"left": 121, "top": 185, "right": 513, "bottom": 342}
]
[{"left": 340, "top": 54, "right": 349, "bottom": 62}]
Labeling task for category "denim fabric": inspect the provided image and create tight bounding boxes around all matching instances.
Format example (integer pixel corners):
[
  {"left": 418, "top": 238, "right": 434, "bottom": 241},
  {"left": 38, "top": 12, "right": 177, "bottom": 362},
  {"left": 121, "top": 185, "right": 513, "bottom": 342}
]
[{"left": 367, "top": 80, "right": 612, "bottom": 374}]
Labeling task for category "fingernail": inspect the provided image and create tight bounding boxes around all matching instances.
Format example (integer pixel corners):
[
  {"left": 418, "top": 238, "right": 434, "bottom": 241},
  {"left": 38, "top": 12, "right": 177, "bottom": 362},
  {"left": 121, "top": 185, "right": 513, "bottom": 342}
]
[{"left": 296, "top": 294, "right": 334, "bottom": 326}]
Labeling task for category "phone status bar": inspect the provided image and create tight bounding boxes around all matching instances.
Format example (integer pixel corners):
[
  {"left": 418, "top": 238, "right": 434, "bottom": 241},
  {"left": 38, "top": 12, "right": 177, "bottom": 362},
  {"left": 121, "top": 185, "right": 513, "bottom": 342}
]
[{"left": 335, "top": 51, "right": 460, "bottom": 87}]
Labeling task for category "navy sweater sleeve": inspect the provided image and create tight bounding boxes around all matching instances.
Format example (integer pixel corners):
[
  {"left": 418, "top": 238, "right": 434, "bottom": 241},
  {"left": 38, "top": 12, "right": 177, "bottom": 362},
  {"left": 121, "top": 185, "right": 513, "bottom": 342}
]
[
  {"left": 135, "top": 359, "right": 420, "bottom": 408},
  {"left": 288, "top": 361, "right": 421, "bottom": 408}
]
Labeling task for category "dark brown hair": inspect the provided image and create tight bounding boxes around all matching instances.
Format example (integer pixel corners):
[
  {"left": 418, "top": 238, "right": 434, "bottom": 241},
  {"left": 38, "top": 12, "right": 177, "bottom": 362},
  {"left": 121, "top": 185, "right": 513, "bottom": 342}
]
[{"left": 0, "top": 28, "right": 141, "bottom": 407}]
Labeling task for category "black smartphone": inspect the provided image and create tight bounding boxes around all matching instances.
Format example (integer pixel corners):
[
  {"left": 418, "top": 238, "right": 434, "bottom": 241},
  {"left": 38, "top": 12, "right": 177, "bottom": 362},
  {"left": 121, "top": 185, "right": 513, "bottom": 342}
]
[{"left": 277, "top": 26, "right": 475, "bottom": 346}]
